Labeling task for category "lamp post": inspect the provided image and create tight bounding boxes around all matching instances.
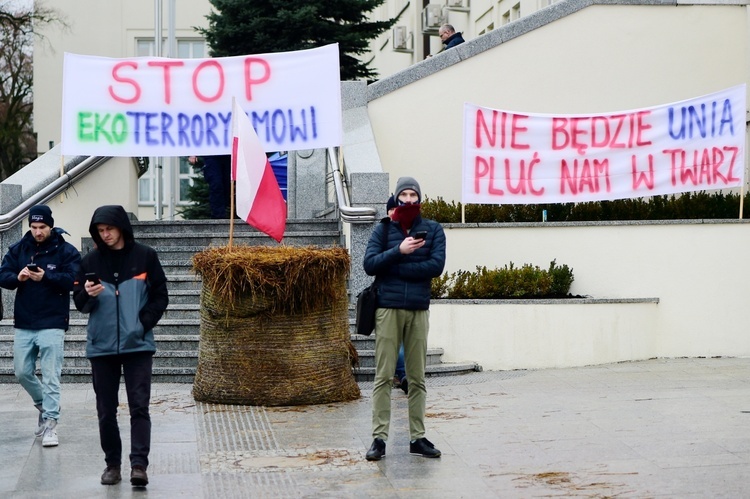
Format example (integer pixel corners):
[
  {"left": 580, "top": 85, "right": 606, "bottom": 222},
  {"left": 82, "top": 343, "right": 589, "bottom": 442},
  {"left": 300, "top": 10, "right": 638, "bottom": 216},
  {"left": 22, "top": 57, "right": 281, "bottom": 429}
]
[{"left": 154, "top": 0, "right": 163, "bottom": 220}]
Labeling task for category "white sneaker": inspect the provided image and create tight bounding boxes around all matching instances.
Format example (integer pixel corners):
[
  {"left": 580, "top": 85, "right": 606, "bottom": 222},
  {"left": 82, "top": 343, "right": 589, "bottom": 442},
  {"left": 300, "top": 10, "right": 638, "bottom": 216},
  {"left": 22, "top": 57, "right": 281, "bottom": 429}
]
[{"left": 42, "top": 419, "right": 58, "bottom": 447}]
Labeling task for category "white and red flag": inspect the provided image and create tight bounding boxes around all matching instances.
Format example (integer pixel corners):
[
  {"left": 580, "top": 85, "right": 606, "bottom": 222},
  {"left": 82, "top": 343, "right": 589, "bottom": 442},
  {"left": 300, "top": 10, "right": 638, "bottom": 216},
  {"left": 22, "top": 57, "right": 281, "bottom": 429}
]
[{"left": 231, "top": 98, "right": 287, "bottom": 242}]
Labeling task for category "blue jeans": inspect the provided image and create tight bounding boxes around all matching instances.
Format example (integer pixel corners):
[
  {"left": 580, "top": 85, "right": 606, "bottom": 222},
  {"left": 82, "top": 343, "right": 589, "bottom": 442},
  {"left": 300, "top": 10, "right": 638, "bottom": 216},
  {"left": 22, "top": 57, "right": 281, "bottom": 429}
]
[
  {"left": 395, "top": 344, "right": 406, "bottom": 380},
  {"left": 90, "top": 352, "right": 153, "bottom": 469},
  {"left": 13, "top": 328, "right": 64, "bottom": 420}
]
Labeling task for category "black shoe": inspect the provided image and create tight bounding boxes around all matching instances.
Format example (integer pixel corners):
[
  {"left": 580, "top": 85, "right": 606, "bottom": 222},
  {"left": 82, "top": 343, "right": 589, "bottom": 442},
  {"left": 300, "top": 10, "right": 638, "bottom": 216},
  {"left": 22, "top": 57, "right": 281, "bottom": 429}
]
[
  {"left": 365, "top": 438, "right": 386, "bottom": 461},
  {"left": 400, "top": 377, "right": 408, "bottom": 395},
  {"left": 101, "top": 465, "right": 122, "bottom": 485},
  {"left": 130, "top": 465, "right": 149, "bottom": 486},
  {"left": 410, "top": 437, "right": 441, "bottom": 458}
]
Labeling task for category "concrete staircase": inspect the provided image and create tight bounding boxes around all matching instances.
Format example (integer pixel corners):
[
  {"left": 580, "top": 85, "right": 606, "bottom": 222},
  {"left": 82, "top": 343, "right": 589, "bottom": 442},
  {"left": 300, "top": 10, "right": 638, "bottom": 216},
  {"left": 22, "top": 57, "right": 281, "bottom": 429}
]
[{"left": 0, "top": 218, "right": 480, "bottom": 383}]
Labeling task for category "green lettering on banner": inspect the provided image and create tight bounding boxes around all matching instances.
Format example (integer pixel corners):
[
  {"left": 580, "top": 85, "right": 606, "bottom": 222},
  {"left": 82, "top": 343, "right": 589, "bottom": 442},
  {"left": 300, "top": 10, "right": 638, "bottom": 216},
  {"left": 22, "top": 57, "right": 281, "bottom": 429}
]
[{"left": 77, "top": 112, "right": 128, "bottom": 144}]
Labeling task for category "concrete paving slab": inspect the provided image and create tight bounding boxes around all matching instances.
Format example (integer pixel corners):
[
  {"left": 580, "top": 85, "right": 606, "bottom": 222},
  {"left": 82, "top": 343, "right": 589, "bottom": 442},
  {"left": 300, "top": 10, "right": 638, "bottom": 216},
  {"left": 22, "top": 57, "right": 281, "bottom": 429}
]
[{"left": 1, "top": 358, "right": 750, "bottom": 497}]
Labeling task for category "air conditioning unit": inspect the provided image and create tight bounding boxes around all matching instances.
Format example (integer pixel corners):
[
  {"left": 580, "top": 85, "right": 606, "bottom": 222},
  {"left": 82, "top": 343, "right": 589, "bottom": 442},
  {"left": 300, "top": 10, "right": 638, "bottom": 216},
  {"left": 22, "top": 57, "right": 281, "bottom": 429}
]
[
  {"left": 392, "top": 26, "right": 408, "bottom": 50},
  {"left": 421, "top": 4, "right": 446, "bottom": 34}
]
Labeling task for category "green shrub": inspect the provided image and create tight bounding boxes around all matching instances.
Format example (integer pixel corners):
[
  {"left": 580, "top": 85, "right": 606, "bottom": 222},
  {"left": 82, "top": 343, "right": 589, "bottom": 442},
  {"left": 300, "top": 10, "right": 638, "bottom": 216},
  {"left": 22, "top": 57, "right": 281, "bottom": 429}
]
[
  {"left": 432, "top": 260, "right": 574, "bottom": 299},
  {"left": 421, "top": 191, "right": 749, "bottom": 223}
]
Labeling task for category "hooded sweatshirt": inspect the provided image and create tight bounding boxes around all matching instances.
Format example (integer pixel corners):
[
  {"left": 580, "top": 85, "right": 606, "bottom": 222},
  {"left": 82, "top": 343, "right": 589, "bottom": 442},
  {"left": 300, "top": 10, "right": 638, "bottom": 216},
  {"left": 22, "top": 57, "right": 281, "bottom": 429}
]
[{"left": 73, "top": 205, "right": 168, "bottom": 358}]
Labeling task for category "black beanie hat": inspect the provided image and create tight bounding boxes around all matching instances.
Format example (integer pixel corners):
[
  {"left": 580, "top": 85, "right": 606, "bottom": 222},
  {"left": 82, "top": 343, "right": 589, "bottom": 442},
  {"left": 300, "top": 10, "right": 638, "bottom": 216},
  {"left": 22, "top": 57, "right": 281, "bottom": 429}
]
[
  {"left": 386, "top": 195, "right": 398, "bottom": 211},
  {"left": 29, "top": 205, "right": 54, "bottom": 228}
]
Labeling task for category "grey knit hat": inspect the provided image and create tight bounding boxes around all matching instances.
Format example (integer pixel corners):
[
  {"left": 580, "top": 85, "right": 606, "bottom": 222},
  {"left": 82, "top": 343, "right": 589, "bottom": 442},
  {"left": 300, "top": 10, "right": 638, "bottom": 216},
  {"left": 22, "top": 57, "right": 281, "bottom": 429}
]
[{"left": 394, "top": 176, "right": 422, "bottom": 203}]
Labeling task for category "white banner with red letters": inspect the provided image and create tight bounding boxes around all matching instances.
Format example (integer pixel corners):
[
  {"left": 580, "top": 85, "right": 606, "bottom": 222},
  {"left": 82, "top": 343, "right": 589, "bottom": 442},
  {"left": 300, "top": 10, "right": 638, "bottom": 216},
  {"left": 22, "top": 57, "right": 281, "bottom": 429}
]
[
  {"left": 462, "top": 85, "right": 746, "bottom": 205},
  {"left": 61, "top": 44, "right": 342, "bottom": 157}
]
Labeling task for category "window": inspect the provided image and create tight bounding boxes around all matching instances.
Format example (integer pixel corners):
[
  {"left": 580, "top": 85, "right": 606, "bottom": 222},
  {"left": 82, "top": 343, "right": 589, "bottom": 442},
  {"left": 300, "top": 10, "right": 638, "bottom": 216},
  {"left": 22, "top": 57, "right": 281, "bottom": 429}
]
[
  {"left": 511, "top": 3, "right": 521, "bottom": 20},
  {"left": 136, "top": 38, "right": 207, "bottom": 58},
  {"left": 138, "top": 158, "right": 198, "bottom": 206},
  {"left": 476, "top": 7, "right": 494, "bottom": 36},
  {"left": 135, "top": 38, "right": 207, "bottom": 207}
]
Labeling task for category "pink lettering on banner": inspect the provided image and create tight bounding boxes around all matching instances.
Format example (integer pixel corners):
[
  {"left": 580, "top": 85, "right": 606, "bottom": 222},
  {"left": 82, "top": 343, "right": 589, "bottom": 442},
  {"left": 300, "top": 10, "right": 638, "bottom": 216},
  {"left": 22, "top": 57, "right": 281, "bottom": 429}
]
[
  {"left": 631, "top": 154, "right": 655, "bottom": 190},
  {"left": 504, "top": 155, "right": 544, "bottom": 196},
  {"left": 552, "top": 111, "right": 652, "bottom": 155},
  {"left": 474, "top": 156, "right": 504, "bottom": 195},
  {"left": 244, "top": 58, "right": 271, "bottom": 101},
  {"left": 106, "top": 56, "right": 274, "bottom": 105},
  {"left": 464, "top": 88, "right": 745, "bottom": 205},
  {"left": 473, "top": 154, "right": 544, "bottom": 197},
  {"left": 109, "top": 62, "right": 141, "bottom": 104},
  {"left": 474, "top": 109, "right": 529, "bottom": 149},
  {"left": 665, "top": 146, "right": 741, "bottom": 187},
  {"left": 559, "top": 158, "right": 611, "bottom": 195},
  {"left": 193, "top": 60, "right": 225, "bottom": 103},
  {"left": 147, "top": 60, "right": 185, "bottom": 105}
]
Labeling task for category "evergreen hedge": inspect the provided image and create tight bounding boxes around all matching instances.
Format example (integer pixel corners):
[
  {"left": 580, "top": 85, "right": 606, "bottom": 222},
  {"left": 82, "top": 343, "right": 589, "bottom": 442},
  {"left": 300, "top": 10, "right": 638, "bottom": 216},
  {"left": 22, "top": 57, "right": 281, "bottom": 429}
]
[
  {"left": 420, "top": 191, "right": 749, "bottom": 223},
  {"left": 431, "top": 260, "right": 574, "bottom": 299}
]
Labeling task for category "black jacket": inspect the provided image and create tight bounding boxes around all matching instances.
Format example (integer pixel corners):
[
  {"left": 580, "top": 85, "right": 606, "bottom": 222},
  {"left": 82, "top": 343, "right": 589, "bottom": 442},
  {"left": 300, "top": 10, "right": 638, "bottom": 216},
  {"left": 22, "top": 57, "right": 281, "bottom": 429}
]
[
  {"left": 363, "top": 215, "right": 446, "bottom": 310},
  {"left": 73, "top": 206, "right": 168, "bottom": 358},
  {"left": 444, "top": 32, "right": 465, "bottom": 49},
  {"left": 0, "top": 228, "right": 81, "bottom": 330}
]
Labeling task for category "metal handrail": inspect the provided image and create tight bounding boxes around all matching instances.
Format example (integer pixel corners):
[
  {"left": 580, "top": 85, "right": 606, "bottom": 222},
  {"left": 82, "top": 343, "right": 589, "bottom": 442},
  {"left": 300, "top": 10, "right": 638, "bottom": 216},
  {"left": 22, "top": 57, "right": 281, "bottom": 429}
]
[
  {"left": 0, "top": 155, "right": 111, "bottom": 232},
  {"left": 327, "top": 147, "right": 378, "bottom": 224}
]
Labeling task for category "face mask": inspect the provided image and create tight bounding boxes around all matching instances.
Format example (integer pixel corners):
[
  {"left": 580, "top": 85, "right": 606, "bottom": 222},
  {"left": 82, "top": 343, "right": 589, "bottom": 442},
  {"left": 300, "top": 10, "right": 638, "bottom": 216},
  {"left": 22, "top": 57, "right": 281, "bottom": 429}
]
[{"left": 391, "top": 203, "right": 421, "bottom": 232}]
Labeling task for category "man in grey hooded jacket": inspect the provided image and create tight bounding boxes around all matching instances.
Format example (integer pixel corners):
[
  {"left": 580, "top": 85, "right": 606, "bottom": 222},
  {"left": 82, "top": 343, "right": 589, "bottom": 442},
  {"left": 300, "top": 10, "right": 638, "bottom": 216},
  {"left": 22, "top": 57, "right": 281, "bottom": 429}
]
[{"left": 73, "top": 205, "right": 168, "bottom": 487}]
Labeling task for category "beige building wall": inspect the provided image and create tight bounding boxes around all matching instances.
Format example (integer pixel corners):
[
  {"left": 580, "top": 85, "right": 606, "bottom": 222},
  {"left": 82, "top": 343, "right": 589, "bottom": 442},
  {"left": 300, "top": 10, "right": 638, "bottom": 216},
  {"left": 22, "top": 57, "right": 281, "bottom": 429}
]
[
  {"left": 430, "top": 221, "right": 750, "bottom": 369},
  {"left": 48, "top": 157, "right": 138, "bottom": 250},
  {"left": 368, "top": 5, "right": 750, "bottom": 203},
  {"left": 34, "top": 0, "right": 212, "bottom": 154},
  {"left": 369, "top": 0, "right": 561, "bottom": 77},
  {"left": 32, "top": 0, "right": 212, "bottom": 222}
]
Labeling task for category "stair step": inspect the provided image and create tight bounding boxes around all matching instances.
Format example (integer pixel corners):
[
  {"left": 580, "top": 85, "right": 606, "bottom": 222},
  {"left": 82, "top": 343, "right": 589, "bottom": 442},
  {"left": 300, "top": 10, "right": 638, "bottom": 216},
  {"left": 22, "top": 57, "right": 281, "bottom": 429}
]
[
  {"left": 130, "top": 219, "right": 340, "bottom": 234},
  {"left": 0, "top": 361, "right": 481, "bottom": 384},
  {"left": 0, "top": 218, "right": 481, "bottom": 383}
]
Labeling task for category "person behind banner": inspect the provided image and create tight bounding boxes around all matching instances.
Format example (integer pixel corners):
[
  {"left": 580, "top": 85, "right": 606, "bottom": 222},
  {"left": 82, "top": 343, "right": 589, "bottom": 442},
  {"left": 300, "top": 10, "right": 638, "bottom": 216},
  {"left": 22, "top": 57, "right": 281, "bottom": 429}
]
[
  {"left": 73, "top": 205, "right": 169, "bottom": 487},
  {"left": 364, "top": 177, "right": 446, "bottom": 461},
  {"left": 188, "top": 155, "right": 232, "bottom": 219},
  {"left": 384, "top": 194, "right": 408, "bottom": 395}
]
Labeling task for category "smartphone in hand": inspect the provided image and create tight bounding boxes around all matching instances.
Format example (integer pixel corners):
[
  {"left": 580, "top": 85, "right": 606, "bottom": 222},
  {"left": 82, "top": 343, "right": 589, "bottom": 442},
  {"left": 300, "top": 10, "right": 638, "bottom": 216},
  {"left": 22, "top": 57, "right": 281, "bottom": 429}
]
[
  {"left": 85, "top": 272, "right": 101, "bottom": 285},
  {"left": 26, "top": 263, "right": 39, "bottom": 272},
  {"left": 413, "top": 231, "right": 427, "bottom": 240}
]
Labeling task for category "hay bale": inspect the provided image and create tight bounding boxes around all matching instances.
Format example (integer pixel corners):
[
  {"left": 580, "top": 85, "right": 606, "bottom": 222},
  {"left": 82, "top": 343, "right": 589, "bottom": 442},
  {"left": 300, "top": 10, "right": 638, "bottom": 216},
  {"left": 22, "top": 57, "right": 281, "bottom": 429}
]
[{"left": 191, "top": 245, "right": 360, "bottom": 406}]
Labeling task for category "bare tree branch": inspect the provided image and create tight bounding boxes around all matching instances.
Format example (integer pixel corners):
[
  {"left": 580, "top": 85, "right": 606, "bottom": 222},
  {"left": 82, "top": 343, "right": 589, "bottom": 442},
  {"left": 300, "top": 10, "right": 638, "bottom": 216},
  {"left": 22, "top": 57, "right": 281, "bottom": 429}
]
[{"left": 0, "top": 1, "right": 67, "bottom": 179}]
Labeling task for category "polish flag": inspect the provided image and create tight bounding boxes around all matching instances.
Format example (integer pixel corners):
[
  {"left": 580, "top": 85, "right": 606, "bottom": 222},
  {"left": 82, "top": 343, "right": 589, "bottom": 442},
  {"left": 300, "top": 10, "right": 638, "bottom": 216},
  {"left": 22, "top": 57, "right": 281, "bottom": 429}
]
[{"left": 231, "top": 99, "right": 287, "bottom": 242}]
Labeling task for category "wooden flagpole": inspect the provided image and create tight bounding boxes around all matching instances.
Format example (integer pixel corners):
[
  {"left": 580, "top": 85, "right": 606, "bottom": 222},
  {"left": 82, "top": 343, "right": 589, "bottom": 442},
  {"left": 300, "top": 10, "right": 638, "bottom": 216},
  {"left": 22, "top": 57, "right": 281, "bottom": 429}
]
[
  {"left": 228, "top": 97, "right": 237, "bottom": 249},
  {"left": 229, "top": 179, "right": 236, "bottom": 249},
  {"left": 740, "top": 182, "right": 745, "bottom": 220}
]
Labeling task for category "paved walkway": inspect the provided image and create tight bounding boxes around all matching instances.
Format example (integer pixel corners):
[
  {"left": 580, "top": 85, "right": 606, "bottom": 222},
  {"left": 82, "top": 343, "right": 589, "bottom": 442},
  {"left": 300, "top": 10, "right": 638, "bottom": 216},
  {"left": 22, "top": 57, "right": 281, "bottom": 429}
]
[{"left": 1, "top": 357, "right": 749, "bottom": 498}]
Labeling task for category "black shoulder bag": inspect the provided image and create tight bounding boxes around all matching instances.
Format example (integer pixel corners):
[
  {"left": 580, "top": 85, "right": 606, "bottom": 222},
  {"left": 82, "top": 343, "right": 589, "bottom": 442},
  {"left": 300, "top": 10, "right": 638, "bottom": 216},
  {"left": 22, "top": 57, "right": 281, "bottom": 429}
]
[{"left": 355, "top": 221, "right": 389, "bottom": 336}]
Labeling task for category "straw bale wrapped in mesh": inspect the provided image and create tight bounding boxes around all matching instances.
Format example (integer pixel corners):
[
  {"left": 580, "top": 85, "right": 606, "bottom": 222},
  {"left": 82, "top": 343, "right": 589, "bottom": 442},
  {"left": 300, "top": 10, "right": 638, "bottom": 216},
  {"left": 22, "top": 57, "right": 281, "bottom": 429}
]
[{"left": 191, "top": 245, "right": 360, "bottom": 406}]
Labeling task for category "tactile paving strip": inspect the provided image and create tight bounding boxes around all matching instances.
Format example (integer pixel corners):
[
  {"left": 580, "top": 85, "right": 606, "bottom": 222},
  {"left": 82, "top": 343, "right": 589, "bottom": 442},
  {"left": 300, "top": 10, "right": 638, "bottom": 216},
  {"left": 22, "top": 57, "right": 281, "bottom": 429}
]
[{"left": 195, "top": 402, "right": 299, "bottom": 497}]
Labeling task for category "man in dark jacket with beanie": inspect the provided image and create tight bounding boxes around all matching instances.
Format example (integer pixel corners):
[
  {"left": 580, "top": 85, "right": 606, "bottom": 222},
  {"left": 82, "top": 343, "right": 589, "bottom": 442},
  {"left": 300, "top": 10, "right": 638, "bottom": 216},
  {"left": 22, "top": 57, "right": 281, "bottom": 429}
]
[
  {"left": 73, "top": 205, "right": 168, "bottom": 487},
  {"left": 363, "top": 177, "right": 446, "bottom": 461},
  {"left": 0, "top": 205, "right": 81, "bottom": 448}
]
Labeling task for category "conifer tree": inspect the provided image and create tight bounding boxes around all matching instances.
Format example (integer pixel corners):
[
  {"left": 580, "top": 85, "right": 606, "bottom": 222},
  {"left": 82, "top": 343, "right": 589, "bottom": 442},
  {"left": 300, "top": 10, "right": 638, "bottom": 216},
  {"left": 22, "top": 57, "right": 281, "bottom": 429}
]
[
  {"left": 200, "top": 0, "right": 398, "bottom": 81},
  {"left": 178, "top": 174, "right": 213, "bottom": 220}
]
